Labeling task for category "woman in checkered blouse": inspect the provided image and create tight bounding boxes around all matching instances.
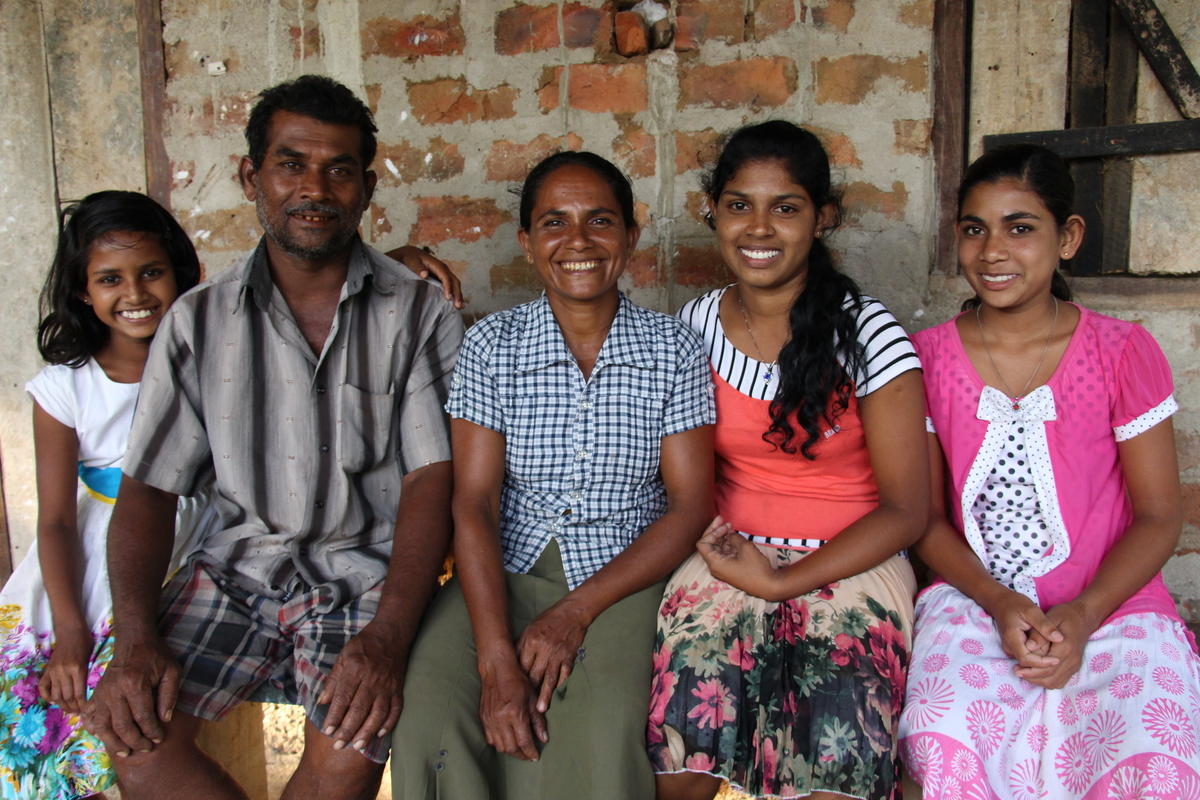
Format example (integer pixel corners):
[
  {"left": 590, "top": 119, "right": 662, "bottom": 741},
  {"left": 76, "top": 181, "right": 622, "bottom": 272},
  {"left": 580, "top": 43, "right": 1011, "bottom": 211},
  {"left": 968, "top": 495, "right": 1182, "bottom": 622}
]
[{"left": 391, "top": 152, "right": 717, "bottom": 799}]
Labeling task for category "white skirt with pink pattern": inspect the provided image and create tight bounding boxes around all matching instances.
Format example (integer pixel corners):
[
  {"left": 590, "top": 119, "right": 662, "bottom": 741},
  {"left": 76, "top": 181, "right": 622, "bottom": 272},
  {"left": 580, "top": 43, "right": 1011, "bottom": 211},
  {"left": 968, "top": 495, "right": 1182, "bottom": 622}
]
[{"left": 899, "top": 583, "right": 1200, "bottom": 800}]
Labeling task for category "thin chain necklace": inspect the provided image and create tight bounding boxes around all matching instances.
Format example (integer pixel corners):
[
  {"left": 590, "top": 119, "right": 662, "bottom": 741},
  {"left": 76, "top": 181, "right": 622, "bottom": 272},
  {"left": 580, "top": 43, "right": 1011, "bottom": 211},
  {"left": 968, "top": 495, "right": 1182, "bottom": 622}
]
[
  {"left": 736, "top": 286, "right": 779, "bottom": 383},
  {"left": 975, "top": 297, "right": 1058, "bottom": 411}
]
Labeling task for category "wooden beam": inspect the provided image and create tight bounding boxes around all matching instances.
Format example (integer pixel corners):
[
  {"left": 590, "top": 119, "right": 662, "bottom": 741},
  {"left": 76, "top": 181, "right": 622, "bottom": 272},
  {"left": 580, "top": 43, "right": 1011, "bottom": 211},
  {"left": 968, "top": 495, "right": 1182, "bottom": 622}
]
[
  {"left": 1068, "top": 0, "right": 1112, "bottom": 275},
  {"left": 982, "top": 119, "right": 1200, "bottom": 158},
  {"left": 931, "top": 0, "right": 970, "bottom": 275},
  {"left": 0, "top": 455, "right": 11, "bottom": 583},
  {"left": 1101, "top": 7, "right": 1139, "bottom": 274},
  {"left": 1110, "top": 0, "right": 1200, "bottom": 119},
  {"left": 136, "top": 0, "right": 171, "bottom": 209}
]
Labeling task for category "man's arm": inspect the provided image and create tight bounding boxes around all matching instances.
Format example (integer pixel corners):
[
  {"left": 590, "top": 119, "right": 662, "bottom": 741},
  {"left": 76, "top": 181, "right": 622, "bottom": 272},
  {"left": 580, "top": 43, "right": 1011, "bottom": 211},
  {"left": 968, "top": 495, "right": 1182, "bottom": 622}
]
[
  {"left": 83, "top": 475, "right": 180, "bottom": 757},
  {"left": 317, "top": 459, "right": 453, "bottom": 752}
]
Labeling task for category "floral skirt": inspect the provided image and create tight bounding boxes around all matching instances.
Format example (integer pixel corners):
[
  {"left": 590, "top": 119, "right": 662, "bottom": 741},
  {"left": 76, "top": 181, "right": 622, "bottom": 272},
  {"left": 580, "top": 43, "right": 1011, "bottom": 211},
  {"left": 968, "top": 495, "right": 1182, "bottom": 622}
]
[
  {"left": 899, "top": 583, "right": 1200, "bottom": 800},
  {"left": 0, "top": 610, "right": 114, "bottom": 800},
  {"left": 647, "top": 546, "right": 916, "bottom": 800}
]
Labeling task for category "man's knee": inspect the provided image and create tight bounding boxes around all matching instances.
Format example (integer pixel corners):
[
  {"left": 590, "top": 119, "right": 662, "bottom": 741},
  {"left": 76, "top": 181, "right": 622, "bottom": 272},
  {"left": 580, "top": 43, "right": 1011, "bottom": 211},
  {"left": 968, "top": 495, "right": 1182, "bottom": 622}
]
[
  {"left": 296, "top": 724, "right": 387, "bottom": 789},
  {"left": 107, "top": 714, "right": 205, "bottom": 789}
]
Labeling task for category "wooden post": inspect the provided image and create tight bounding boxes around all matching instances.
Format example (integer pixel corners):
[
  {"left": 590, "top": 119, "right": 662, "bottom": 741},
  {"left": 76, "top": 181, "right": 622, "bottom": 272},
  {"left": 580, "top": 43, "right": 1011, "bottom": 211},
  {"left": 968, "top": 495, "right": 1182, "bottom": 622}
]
[
  {"left": 195, "top": 704, "right": 270, "bottom": 800},
  {"left": 1069, "top": 0, "right": 1112, "bottom": 275},
  {"left": 932, "top": 0, "right": 970, "bottom": 275},
  {"left": 0, "top": 454, "right": 11, "bottom": 583},
  {"left": 135, "top": 0, "right": 172, "bottom": 209}
]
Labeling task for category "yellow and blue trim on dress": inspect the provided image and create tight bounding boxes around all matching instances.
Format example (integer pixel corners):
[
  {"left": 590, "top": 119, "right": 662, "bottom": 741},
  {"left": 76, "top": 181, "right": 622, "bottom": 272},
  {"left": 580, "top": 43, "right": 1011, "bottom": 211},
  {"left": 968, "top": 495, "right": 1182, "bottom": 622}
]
[{"left": 77, "top": 464, "right": 120, "bottom": 505}]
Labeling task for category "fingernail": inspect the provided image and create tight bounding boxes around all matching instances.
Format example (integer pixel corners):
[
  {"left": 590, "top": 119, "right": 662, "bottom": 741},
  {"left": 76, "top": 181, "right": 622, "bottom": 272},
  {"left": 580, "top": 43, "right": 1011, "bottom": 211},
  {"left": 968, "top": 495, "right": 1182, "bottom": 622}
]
[
  {"left": 334, "top": 740, "right": 345, "bottom": 750},
  {"left": 377, "top": 728, "right": 388, "bottom": 737},
  {"left": 152, "top": 738, "right": 162, "bottom": 744},
  {"left": 354, "top": 740, "right": 366, "bottom": 751},
  {"left": 163, "top": 710, "right": 173, "bottom": 722},
  {"left": 117, "top": 750, "right": 129, "bottom": 758},
  {"left": 324, "top": 725, "right": 335, "bottom": 735}
]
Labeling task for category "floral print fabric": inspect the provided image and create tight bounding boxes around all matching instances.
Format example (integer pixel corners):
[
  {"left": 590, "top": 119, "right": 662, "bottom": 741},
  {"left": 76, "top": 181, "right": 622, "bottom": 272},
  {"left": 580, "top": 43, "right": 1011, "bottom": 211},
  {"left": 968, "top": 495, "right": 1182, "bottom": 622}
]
[
  {"left": 0, "top": 608, "right": 113, "bottom": 799},
  {"left": 648, "top": 546, "right": 916, "bottom": 799},
  {"left": 900, "top": 584, "right": 1200, "bottom": 799}
]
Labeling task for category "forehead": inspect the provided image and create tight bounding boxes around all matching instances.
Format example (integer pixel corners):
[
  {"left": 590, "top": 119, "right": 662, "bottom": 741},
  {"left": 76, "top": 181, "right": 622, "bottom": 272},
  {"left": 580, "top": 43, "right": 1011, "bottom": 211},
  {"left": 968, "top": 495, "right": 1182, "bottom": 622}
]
[
  {"left": 724, "top": 159, "right": 811, "bottom": 198},
  {"left": 86, "top": 231, "right": 169, "bottom": 271},
  {"left": 263, "top": 110, "right": 364, "bottom": 162},
  {"left": 961, "top": 178, "right": 1048, "bottom": 215},
  {"left": 533, "top": 163, "right": 620, "bottom": 210}
]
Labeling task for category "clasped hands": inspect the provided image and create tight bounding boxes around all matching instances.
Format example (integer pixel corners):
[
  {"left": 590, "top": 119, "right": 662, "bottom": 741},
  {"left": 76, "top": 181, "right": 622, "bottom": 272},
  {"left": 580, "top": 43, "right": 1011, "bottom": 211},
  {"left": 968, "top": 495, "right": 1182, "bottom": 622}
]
[
  {"left": 478, "top": 600, "right": 590, "bottom": 762},
  {"left": 987, "top": 589, "right": 1095, "bottom": 689}
]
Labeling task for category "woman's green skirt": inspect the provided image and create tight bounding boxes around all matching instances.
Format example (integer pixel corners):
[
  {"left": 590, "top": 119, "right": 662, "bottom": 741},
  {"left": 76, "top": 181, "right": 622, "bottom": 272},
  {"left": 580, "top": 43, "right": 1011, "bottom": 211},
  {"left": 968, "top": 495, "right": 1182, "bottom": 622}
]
[{"left": 392, "top": 541, "right": 664, "bottom": 799}]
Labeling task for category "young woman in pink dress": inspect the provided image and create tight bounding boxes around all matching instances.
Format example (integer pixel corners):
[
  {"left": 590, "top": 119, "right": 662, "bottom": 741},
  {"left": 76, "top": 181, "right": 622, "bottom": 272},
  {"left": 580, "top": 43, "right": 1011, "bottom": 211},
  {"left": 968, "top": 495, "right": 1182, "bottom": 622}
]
[{"left": 900, "top": 144, "right": 1200, "bottom": 798}]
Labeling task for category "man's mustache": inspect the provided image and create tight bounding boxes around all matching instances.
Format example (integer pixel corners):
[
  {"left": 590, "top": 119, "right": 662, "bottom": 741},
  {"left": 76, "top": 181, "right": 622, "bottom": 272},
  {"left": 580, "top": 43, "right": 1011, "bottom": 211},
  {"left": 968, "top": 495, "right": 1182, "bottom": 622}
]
[{"left": 285, "top": 202, "right": 344, "bottom": 219}]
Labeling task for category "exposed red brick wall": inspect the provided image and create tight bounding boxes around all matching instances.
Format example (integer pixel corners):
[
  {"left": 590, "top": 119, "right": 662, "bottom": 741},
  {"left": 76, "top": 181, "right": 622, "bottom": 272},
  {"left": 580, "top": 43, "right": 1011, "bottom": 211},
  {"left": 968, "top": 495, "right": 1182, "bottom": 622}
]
[
  {"left": 408, "top": 77, "right": 519, "bottom": 124},
  {"left": 362, "top": 12, "right": 466, "bottom": 60},
  {"left": 161, "top": 1, "right": 935, "bottom": 321}
]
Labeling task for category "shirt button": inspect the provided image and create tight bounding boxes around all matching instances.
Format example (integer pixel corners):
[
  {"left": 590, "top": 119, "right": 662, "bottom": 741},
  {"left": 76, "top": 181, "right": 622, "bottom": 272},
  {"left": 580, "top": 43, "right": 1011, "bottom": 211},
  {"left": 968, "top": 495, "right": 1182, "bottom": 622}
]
[
  {"left": 315, "top": 500, "right": 325, "bottom": 509},
  {"left": 570, "top": 491, "right": 582, "bottom": 500},
  {"left": 320, "top": 444, "right": 330, "bottom": 453},
  {"left": 579, "top": 400, "right": 592, "bottom": 410},
  {"left": 316, "top": 385, "right": 327, "bottom": 395},
  {"left": 575, "top": 449, "right": 589, "bottom": 460}
]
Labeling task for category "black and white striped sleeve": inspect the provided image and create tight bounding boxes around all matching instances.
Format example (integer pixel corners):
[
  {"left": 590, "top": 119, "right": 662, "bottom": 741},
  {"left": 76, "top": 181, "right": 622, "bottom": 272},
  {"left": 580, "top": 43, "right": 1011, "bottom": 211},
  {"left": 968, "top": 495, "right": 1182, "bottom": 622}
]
[{"left": 851, "top": 297, "right": 921, "bottom": 396}]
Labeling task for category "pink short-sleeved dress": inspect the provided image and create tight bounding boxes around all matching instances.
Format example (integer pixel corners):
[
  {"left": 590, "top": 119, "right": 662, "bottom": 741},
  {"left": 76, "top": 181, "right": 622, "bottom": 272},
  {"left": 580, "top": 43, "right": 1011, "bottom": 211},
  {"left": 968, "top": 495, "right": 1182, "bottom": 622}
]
[{"left": 899, "top": 306, "right": 1200, "bottom": 799}]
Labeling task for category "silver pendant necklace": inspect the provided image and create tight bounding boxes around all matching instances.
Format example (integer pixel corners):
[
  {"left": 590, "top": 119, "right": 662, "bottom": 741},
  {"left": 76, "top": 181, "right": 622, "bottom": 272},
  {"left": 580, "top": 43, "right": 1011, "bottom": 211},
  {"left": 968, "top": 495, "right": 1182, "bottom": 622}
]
[
  {"left": 975, "top": 297, "right": 1058, "bottom": 411},
  {"left": 736, "top": 287, "right": 779, "bottom": 383}
]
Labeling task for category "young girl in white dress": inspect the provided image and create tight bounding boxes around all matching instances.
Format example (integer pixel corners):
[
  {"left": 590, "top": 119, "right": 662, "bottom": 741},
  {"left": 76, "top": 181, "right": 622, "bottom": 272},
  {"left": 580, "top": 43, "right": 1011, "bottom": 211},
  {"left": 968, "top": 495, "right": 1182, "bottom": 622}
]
[
  {"left": 0, "top": 191, "right": 210, "bottom": 799},
  {"left": 900, "top": 145, "right": 1200, "bottom": 798}
]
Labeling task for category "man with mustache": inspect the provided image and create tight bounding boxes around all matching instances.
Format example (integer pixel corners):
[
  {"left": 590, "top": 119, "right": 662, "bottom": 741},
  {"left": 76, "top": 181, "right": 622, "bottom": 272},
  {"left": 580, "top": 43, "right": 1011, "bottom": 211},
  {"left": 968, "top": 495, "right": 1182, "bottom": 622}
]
[{"left": 85, "top": 75, "right": 462, "bottom": 800}]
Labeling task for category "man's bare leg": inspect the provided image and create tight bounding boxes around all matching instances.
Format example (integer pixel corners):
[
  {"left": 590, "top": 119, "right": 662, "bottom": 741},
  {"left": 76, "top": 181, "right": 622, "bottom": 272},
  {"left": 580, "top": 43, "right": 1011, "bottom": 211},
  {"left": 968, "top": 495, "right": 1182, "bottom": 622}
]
[
  {"left": 279, "top": 719, "right": 386, "bottom": 800},
  {"left": 109, "top": 712, "right": 247, "bottom": 800}
]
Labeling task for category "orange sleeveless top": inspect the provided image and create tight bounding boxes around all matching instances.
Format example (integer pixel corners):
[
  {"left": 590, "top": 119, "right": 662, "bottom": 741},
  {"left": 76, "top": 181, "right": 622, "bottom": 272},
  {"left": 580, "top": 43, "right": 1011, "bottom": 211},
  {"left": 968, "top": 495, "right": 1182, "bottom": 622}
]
[{"left": 713, "top": 370, "right": 879, "bottom": 541}]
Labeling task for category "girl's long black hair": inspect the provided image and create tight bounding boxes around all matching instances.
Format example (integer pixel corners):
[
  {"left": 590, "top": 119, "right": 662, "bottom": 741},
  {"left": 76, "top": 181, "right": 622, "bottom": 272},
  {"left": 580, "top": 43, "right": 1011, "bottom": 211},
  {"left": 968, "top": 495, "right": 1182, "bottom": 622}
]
[
  {"left": 706, "top": 121, "right": 864, "bottom": 459},
  {"left": 958, "top": 144, "right": 1075, "bottom": 310},
  {"left": 37, "top": 191, "right": 201, "bottom": 367}
]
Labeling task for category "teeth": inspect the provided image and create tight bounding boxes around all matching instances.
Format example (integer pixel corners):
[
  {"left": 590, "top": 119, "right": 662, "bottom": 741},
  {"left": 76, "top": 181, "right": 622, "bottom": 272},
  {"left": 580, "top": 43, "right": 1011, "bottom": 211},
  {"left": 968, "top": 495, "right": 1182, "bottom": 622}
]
[
  {"left": 740, "top": 248, "right": 781, "bottom": 260},
  {"left": 981, "top": 274, "right": 1016, "bottom": 283},
  {"left": 561, "top": 260, "right": 600, "bottom": 272},
  {"left": 119, "top": 309, "right": 154, "bottom": 320},
  {"left": 297, "top": 214, "right": 329, "bottom": 222}
]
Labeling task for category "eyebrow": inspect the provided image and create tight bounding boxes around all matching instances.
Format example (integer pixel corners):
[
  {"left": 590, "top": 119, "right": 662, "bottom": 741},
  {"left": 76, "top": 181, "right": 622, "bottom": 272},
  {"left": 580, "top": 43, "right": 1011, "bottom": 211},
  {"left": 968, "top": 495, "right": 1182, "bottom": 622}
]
[
  {"left": 536, "top": 206, "right": 620, "bottom": 220},
  {"left": 958, "top": 211, "right": 1043, "bottom": 224},
  {"left": 90, "top": 263, "right": 164, "bottom": 277},
  {"left": 274, "top": 146, "right": 360, "bottom": 166},
  {"left": 721, "top": 189, "right": 808, "bottom": 203}
]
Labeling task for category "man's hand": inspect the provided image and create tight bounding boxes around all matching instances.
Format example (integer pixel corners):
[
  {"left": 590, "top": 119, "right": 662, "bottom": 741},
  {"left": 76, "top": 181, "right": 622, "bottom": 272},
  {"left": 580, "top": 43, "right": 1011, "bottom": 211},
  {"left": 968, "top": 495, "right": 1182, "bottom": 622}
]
[
  {"left": 386, "top": 245, "right": 465, "bottom": 308},
  {"left": 317, "top": 621, "right": 405, "bottom": 753},
  {"left": 83, "top": 636, "right": 180, "bottom": 757},
  {"left": 479, "top": 652, "right": 545, "bottom": 761},
  {"left": 40, "top": 625, "right": 92, "bottom": 714},
  {"left": 515, "top": 599, "right": 589, "bottom": 716},
  {"left": 696, "top": 516, "right": 781, "bottom": 600}
]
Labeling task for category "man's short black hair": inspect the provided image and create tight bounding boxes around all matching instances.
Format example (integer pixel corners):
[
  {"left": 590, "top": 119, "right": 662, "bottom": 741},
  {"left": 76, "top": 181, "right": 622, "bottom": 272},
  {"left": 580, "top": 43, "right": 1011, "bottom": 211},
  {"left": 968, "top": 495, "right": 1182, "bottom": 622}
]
[{"left": 245, "top": 74, "right": 378, "bottom": 169}]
